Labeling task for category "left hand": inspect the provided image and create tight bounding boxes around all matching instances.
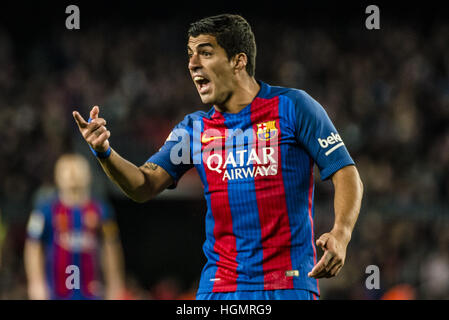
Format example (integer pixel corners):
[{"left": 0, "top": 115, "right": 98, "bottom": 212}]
[{"left": 308, "top": 231, "right": 349, "bottom": 279}]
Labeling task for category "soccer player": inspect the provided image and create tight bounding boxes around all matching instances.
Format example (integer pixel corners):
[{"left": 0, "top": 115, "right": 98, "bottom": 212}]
[
  {"left": 24, "top": 154, "right": 125, "bottom": 300},
  {"left": 72, "top": 14, "right": 363, "bottom": 300}
]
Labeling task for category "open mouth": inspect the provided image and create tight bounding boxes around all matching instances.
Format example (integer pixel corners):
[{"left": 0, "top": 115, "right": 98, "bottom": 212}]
[{"left": 194, "top": 76, "right": 211, "bottom": 94}]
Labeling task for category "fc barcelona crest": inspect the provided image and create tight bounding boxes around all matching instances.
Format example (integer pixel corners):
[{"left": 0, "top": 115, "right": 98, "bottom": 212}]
[
  {"left": 256, "top": 120, "right": 278, "bottom": 141},
  {"left": 55, "top": 211, "right": 69, "bottom": 232},
  {"left": 84, "top": 210, "right": 99, "bottom": 229}
]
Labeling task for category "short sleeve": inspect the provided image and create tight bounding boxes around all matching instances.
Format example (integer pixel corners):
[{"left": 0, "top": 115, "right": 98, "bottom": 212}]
[
  {"left": 98, "top": 201, "right": 119, "bottom": 240},
  {"left": 291, "top": 90, "right": 355, "bottom": 180},
  {"left": 26, "top": 204, "right": 51, "bottom": 242},
  {"left": 146, "top": 115, "right": 194, "bottom": 189},
  {"left": 99, "top": 201, "right": 114, "bottom": 222}
]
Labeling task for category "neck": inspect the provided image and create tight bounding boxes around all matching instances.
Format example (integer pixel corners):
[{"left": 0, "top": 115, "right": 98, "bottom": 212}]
[
  {"left": 59, "top": 189, "right": 89, "bottom": 207},
  {"left": 214, "top": 76, "right": 260, "bottom": 114}
]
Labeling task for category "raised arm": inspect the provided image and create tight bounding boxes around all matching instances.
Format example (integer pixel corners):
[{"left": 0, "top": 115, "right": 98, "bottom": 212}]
[
  {"left": 73, "top": 106, "right": 173, "bottom": 202},
  {"left": 308, "top": 164, "right": 363, "bottom": 278}
]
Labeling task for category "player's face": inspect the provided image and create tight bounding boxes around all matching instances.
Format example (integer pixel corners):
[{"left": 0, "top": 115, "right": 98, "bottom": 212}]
[
  {"left": 187, "top": 35, "right": 236, "bottom": 105},
  {"left": 55, "top": 156, "right": 91, "bottom": 193}
]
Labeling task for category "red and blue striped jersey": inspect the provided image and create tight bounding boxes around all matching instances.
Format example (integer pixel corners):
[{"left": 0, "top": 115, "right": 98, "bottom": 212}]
[
  {"left": 148, "top": 81, "right": 355, "bottom": 295},
  {"left": 26, "top": 196, "right": 115, "bottom": 299}
]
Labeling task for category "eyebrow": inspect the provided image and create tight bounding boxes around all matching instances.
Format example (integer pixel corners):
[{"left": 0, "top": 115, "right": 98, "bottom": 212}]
[{"left": 187, "top": 42, "right": 214, "bottom": 51}]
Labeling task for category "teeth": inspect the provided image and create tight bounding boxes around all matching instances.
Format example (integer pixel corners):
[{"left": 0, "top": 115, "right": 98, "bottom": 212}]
[{"left": 194, "top": 76, "right": 205, "bottom": 82}]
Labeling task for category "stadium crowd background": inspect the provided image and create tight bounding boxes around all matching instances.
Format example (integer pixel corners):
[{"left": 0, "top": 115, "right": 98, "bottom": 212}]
[{"left": 0, "top": 3, "right": 448, "bottom": 299}]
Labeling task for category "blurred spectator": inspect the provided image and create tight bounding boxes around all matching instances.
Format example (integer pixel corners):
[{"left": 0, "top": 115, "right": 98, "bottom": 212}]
[{"left": 420, "top": 251, "right": 449, "bottom": 299}]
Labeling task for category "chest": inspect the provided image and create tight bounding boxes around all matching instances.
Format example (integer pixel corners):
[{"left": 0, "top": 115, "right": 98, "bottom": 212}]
[
  {"left": 50, "top": 207, "right": 101, "bottom": 251},
  {"left": 193, "top": 98, "right": 299, "bottom": 184}
]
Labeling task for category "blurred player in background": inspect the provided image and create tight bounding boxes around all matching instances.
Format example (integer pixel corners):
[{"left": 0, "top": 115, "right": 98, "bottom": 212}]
[
  {"left": 24, "top": 154, "right": 125, "bottom": 300},
  {"left": 73, "top": 14, "right": 363, "bottom": 300}
]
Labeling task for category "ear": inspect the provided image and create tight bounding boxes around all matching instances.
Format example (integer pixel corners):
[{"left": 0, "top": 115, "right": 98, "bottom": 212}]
[{"left": 232, "top": 53, "right": 248, "bottom": 74}]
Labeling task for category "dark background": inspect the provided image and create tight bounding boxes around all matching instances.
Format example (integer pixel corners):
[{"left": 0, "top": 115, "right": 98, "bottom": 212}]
[{"left": 0, "top": 1, "right": 448, "bottom": 299}]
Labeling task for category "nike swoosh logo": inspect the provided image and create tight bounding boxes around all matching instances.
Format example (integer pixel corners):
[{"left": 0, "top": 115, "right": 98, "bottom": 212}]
[{"left": 201, "top": 135, "right": 225, "bottom": 143}]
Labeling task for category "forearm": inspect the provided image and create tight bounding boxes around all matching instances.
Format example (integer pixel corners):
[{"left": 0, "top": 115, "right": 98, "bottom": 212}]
[
  {"left": 73, "top": 107, "right": 173, "bottom": 202},
  {"left": 102, "top": 240, "right": 125, "bottom": 299},
  {"left": 97, "top": 149, "right": 150, "bottom": 202},
  {"left": 24, "top": 241, "right": 48, "bottom": 299},
  {"left": 308, "top": 165, "right": 363, "bottom": 279},
  {"left": 331, "top": 165, "right": 364, "bottom": 244}
]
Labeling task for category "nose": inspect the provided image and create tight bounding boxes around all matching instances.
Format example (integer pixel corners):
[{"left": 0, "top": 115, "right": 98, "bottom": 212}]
[{"left": 188, "top": 53, "right": 201, "bottom": 72}]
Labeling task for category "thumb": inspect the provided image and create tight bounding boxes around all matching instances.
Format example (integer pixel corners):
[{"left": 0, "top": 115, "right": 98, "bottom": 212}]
[
  {"left": 90, "top": 106, "right": 100, "bottom": 120},
  {"left": 316, "top": 233, "right": 330, "bottom": 250}
]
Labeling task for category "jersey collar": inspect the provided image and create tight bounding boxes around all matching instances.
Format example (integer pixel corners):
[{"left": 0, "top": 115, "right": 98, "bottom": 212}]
[{"left": 209, "top": 80, "right": 270, "bottom": 118}]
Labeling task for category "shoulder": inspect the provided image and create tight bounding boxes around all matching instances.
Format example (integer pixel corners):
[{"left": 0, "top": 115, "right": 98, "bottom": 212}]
[
  {"left": 88, "top": 197, "right": 109, "bottom": 212},
  {"left": 87, "top": 197, "right": 102, "bottom": 209},
  {"left": 263, "top": 83, "right": 323, "bottom": 120},
  {"left": 34, "top": 196, "right": 59, "bottom": 217},
  {"left": 262, "top": 82, "right": 317, "bottom": 108},
  {"left": 177, "top": 109, "right": 211, "bottom": 127},
  {"left": 87, "top": 198, "right": 114, "bottom": 221},
  {"left": 27, "top": 197, "right": 56, "bottom": 237},
  {"left": 269, "top": 84, "right": 318, "bottom": 107}
]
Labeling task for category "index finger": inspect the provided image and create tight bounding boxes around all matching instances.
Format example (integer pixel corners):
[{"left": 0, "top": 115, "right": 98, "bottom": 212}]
[
  {"left": 308, "top": 250, "right": 333, "bottom": 278},
  {"left": 90, "top": 106, "right": 100, "bottom": 120},
  {"left": 73, "top": 111, "right": 88, "bottom": 129}
]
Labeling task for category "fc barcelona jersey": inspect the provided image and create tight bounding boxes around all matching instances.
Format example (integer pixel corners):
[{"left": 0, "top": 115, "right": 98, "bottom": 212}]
[
  {"left": 148, "top": 81, "right": 355, "bottom": 295},
  {"left": 27, "top": 196, "right": 114, "bottom": 299}
]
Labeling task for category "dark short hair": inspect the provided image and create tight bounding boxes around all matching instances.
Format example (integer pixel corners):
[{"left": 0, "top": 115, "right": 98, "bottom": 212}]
[{"left": 187, "top": 14, "right": 257, "bottom": 77}]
